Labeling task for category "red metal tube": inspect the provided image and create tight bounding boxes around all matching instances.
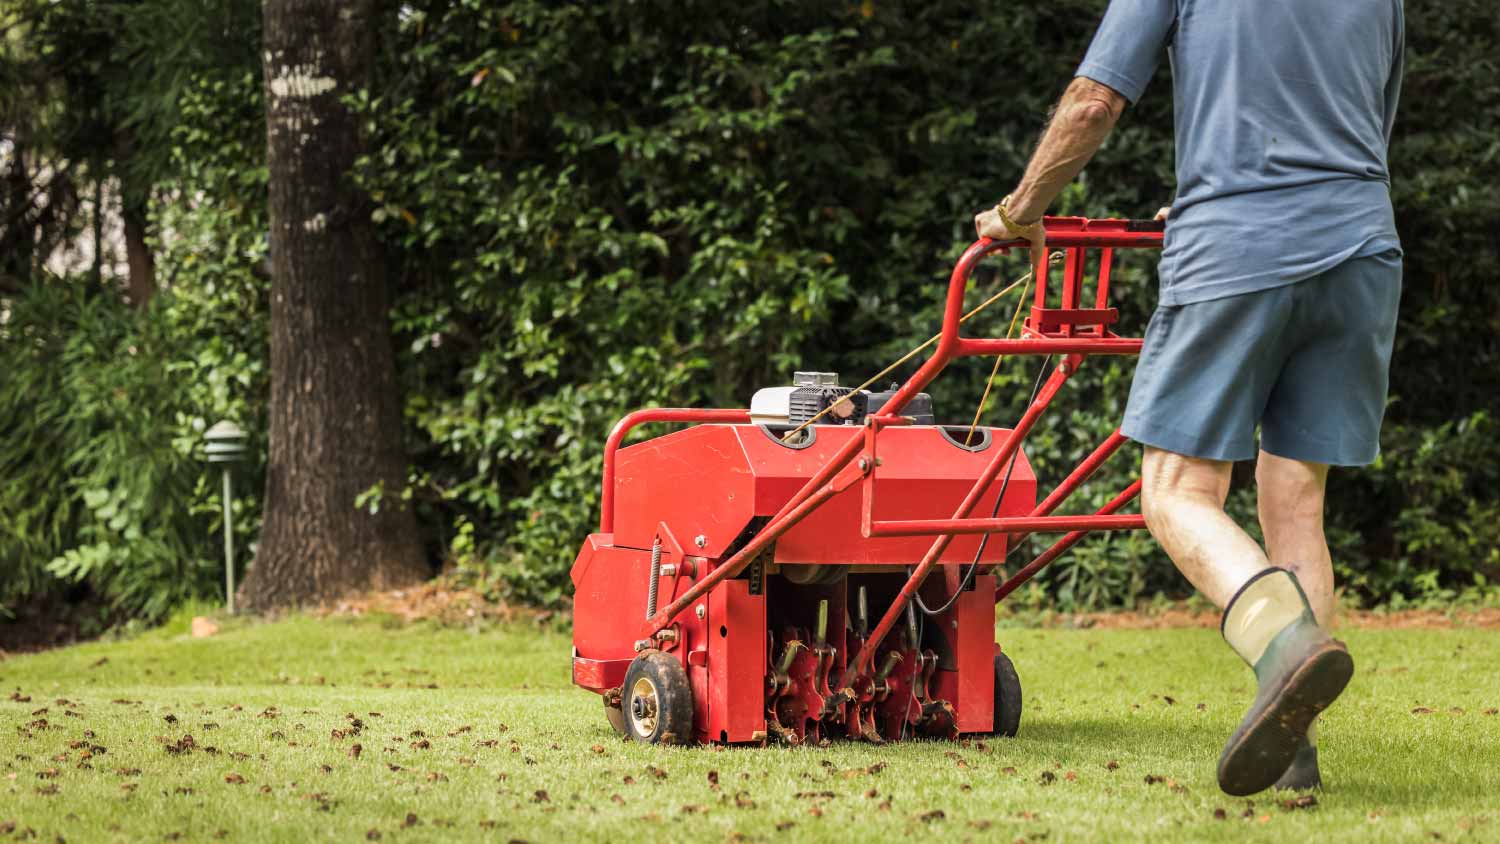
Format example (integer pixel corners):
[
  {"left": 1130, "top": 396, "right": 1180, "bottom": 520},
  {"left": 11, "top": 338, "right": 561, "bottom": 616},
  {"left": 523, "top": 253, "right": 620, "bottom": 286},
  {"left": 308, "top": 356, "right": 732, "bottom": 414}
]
[
  {"left": 868, "top": 513, "right": 1145, "bottom": 537},
  {"left": 1008, "top": 429, "right": 1130, "bottom": 549},
  {"left": 996, "top": 480, "right": 1144, "bottom": 602},
  {"left": 999, "top": 217, "right": 1164, "bottom": 249},
  {"left": 1095, "top": 248, "right": 1116, "bottom": 309},
  {"left": 599, "top": 408, "right": 750, "bottom": 532},
  {"left": 956, "top": 337, "right": 1143, "bottom": 356},
  {"left": 840, "top": 358, "right": 1078, "bottom": 683}
]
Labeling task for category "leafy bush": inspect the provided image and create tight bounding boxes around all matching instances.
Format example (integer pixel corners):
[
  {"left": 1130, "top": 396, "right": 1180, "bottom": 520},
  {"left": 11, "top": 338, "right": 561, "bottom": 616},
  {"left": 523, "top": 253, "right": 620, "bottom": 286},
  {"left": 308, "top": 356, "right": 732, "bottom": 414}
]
[
  {"left": 0, "top": 72, "right": 269, "bottom": 622},
  {"left": 0, "top": 283, "right": 222, "bottom": 621},
  {"left": 351, "top": 0, "right": 1497, "bottom": 609},
  {"left": 5, "top": 0, "right": 1496, "bottom": 618}
]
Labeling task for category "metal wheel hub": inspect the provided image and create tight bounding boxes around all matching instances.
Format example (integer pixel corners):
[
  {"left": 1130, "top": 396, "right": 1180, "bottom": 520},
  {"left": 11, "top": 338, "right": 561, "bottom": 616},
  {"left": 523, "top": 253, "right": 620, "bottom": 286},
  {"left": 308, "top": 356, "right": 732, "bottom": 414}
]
[{"left": 628, "top": 677, "right": 660, "bottom": 736}]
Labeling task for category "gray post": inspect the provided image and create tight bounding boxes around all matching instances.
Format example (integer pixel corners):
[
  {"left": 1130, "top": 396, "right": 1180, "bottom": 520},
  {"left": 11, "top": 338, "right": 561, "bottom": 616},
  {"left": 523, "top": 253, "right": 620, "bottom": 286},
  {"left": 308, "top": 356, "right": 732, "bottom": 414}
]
[{"left": 222, "top": 466, "right": 235, "bottom": 614}]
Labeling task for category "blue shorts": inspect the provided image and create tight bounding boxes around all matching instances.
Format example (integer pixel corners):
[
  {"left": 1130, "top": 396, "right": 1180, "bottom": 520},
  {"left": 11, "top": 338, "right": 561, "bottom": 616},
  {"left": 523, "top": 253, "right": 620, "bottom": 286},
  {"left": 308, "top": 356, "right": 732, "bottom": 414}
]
[{"left": 1121, "top": 250, "right": 1402, "bottom": 466}]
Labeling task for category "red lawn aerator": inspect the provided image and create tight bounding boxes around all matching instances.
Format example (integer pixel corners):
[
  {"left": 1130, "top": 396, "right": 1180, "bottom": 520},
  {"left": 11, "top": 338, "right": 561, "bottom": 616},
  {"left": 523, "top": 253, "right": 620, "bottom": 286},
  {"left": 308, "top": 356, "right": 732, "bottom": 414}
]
[{"left": 571, "top": 217, "right": 1165, "bottom": 745}]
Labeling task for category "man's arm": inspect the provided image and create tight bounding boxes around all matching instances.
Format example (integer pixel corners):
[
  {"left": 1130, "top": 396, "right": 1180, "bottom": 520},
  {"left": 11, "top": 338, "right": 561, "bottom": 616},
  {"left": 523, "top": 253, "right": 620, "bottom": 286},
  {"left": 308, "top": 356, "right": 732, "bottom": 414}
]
[{"left": 974, "top": 77, "right": 1128, "bottom": 240}]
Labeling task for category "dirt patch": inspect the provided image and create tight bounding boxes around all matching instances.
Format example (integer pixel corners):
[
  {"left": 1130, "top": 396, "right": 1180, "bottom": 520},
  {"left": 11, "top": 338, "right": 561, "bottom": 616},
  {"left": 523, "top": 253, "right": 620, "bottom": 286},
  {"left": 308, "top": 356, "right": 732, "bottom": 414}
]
[
  {"left": 1046, "top": 609, "right": 1219, "bottom": 630},
  {"left": 315, "top": 580, "right": 557, "bottom": 626},
  {"left": 0, "top": 590, "right": 117, "bottom": 656},
  {"left": 1340, "top": 607, "right": 1500, "bottom": 630},
  {"left": 1022, "top": 606, "right": 1500, "bottom": 630}
]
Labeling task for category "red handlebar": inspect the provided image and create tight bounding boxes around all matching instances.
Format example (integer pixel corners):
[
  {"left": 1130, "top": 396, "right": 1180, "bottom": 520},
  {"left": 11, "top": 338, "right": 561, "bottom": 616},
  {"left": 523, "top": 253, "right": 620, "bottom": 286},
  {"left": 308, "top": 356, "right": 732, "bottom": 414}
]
[{"left": 868, "top": 216, "right": 1165, "bottom": 424}]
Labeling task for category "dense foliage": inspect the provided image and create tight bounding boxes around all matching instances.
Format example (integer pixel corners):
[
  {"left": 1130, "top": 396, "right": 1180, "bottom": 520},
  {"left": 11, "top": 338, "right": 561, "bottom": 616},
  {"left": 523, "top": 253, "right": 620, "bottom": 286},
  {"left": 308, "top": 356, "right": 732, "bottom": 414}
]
[{"left": 2, "top": 0, "right": 1496, "bottom": 621}]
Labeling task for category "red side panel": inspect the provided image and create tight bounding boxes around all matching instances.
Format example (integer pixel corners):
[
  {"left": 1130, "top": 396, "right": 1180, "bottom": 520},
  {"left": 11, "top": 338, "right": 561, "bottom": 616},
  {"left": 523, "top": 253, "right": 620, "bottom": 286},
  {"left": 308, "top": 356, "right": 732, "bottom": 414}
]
[
  {"left": 707, "top": 579, "right": 767, "bottom": 743},
  {"left": 955, "top": 575, "right": 997, "bottom": 733},
  {"left": 571, "top": 540, "right": 652, "bottom": 664},
  {"left": 612, "top": 425, "right": 756, "bottom": 557},
  {"left": 929, "top": 574, "right": 997, "bottom": 733}
]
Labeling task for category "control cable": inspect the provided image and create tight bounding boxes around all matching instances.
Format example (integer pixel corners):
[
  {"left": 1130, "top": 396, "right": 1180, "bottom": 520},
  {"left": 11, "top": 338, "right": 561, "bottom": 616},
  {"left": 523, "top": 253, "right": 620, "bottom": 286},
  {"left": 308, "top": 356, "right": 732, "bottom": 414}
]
[{"left": 912, "top": 354, "right": 1053, "bottom": 617}]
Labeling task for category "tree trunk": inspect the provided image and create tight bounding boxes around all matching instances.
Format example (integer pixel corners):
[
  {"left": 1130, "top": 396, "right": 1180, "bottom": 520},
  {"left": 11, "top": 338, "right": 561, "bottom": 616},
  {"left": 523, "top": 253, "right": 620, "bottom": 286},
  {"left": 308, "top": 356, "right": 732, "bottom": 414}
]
[
  {"left": 122, "top": 199, "right": 155, "bottom": 307},
  {"left": 0, "top": 135, "right": 34, "bottom": 291},
  {"left": 239, "top": 0, "right": 427, "bottom": 611}
]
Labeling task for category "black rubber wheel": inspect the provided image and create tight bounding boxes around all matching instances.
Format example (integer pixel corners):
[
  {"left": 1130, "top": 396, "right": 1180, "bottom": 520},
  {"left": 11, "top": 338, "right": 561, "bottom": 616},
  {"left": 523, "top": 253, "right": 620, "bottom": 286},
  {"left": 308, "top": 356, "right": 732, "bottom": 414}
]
[
  {"left": 621, "top": 650, "right": 694, "bottom": 745},
  {"left": 604, "top": 696, "right": 627, "bottom": 736},
  {"left": 991, "top": 651, "right": 1023, "bottom": 737}
]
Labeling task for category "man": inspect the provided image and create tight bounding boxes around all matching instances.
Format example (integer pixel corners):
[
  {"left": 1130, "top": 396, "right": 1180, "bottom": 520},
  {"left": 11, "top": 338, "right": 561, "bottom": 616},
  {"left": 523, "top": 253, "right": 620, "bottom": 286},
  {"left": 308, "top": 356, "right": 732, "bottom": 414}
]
[{"left": 975, "top": 0, "right": 1404, "bottom": 795}]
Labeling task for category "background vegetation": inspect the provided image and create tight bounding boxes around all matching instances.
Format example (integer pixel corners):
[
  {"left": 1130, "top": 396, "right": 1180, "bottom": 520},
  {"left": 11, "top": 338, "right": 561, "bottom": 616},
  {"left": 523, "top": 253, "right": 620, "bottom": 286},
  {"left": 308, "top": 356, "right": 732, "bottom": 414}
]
[{"left": 2, "top": 0, "right": 1496, "bottom": 626}]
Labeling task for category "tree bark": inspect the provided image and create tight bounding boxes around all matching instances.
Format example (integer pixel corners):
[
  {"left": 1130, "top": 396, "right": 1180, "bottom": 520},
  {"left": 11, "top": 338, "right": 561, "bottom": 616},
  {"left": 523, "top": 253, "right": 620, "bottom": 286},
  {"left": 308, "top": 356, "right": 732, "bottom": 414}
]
[
  {"left": 240, "top": 0, "right": 427, "bottom": 611},
  {"left": 122, "top": 198, "right": 154, "bottom": 307}
]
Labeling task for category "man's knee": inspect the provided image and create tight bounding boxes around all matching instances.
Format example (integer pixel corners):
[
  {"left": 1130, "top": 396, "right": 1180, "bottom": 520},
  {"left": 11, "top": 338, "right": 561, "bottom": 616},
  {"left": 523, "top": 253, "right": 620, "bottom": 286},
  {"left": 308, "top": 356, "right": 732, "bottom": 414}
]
[
  {"left": 1141, "top": 447, "right": 1232, "bottom": 530},
  {"left": 1256, "top": 451, "right": 1328, "bottom": 527}
]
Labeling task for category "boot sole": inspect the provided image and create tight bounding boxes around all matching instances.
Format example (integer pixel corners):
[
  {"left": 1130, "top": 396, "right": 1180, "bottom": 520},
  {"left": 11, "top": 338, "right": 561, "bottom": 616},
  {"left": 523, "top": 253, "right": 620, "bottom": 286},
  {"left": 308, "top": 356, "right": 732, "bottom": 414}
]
[{"left": 1217, "top": 642, "right": 1352, "bottom": 796}]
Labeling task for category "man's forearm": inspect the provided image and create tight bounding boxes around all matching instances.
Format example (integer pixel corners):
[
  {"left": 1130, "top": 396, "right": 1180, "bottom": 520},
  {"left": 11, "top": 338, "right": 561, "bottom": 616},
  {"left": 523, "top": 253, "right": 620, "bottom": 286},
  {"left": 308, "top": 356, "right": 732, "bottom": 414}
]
[{"left": 1004, "top": 77, "right": 1127, "bottom": 223}]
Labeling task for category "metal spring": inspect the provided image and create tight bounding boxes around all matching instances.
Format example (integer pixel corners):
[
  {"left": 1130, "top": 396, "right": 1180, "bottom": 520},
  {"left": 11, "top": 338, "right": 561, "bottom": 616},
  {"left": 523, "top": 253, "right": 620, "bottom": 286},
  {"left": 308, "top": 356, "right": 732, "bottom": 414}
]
[{"left": 646, "top": 536, "right": 662, "bottom": 619}]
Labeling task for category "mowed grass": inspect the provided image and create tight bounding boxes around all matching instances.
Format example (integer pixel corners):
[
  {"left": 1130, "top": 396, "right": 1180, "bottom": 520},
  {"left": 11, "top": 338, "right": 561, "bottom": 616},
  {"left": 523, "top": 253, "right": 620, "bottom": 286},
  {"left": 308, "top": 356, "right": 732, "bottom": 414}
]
[{"left": 2, "top": 613, "right": 1498, "bottom": 843}]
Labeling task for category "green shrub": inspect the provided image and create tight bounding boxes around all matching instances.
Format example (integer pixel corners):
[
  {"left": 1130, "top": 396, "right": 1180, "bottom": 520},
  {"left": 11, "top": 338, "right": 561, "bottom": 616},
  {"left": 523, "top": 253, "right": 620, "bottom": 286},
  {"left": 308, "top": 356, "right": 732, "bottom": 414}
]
[
  {"left": 0, "top": 283, "right": 231, "bottom": 621},
  {"left": 0, "top": 72, "right": 270, "bottom": 622},
  {"left": 349, "top": 0, "right": 1497, "bottom": 610},
  {"left": 7, "top": 0, "right": 1496, "bottom": 618}
]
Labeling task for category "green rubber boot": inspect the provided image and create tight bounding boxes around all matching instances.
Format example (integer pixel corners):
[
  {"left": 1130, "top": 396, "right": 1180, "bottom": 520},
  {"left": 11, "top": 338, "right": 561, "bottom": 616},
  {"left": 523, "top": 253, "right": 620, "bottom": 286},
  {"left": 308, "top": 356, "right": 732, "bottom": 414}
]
[
  {"left": 1217, "top": 568, "right": 1351, "bottom": 797},
  {"left": 1272, "top": 733, "right": 1321, "bottom": 792}
]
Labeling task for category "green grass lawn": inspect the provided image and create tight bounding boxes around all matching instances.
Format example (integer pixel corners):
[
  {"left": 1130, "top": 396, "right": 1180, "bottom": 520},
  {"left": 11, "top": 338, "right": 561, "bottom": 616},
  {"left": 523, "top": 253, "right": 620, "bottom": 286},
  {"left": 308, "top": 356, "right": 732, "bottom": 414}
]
[{"left": 2, "top": 613, "right": 1497, "bottom": 843}]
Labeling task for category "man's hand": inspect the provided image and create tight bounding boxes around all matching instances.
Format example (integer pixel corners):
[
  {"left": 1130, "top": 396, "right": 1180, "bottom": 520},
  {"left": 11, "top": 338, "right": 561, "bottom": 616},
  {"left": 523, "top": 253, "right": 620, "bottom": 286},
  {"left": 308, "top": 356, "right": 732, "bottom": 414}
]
[
  {"left": 975, "top": 197, "right": 1047, "bottom": 278},
  {"left": 1155, "top": 205, "right": 1171, "bottom": 221},
  {"left": 973, "top": 203, "right": 1041, "bottom": 243}
]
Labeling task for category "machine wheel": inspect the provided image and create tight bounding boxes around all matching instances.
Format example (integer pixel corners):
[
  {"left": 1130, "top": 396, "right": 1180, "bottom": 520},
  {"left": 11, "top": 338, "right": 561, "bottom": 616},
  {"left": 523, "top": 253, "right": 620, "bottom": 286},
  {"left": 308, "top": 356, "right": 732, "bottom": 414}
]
[
  {"left": 991, "top": 651, "right": 1023, "bottom": 738},
  {"left": 621, "top": 650, "right": 694, "bottom": 745},
  {"left": 604, "top": 695, "right": 628, "bottom": 736}
]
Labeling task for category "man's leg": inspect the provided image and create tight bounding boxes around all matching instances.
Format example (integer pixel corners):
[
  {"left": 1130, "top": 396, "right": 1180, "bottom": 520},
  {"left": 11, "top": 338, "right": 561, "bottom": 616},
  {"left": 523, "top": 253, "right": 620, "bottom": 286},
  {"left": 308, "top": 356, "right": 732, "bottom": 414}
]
[
  {"left": 1256, "top": 451, "right": 1333, "bottom": 625},
  {"left": 1142, "top": 446, "right": 1334, "bottom": 621},
  {"left": 1122, "top": 278, "right": 1367, "bottom": 796},
  {"left": 1140, "top": 447, "right": 1269, "bottom": 605},
  {"left": 1255, "top": 450, "right": 1334, "bottom": 791},
  {"left": 1140, "top": 446, "right": 1351, "bottom": 796}
]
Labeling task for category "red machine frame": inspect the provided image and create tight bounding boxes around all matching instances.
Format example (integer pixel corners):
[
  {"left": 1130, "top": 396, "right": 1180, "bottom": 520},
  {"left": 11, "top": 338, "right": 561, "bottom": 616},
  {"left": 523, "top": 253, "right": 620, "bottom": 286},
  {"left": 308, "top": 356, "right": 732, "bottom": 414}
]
[{"left": 577, "top": 215, "right": 1164, "bottom": 742}]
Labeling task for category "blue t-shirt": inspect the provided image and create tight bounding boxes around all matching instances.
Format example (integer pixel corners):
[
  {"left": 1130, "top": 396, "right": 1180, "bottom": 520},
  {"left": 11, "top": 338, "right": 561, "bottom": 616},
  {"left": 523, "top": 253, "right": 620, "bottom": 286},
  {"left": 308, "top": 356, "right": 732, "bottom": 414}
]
[{"left": 1077, "top": 0, "right": 1405, "bottom": 306}]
